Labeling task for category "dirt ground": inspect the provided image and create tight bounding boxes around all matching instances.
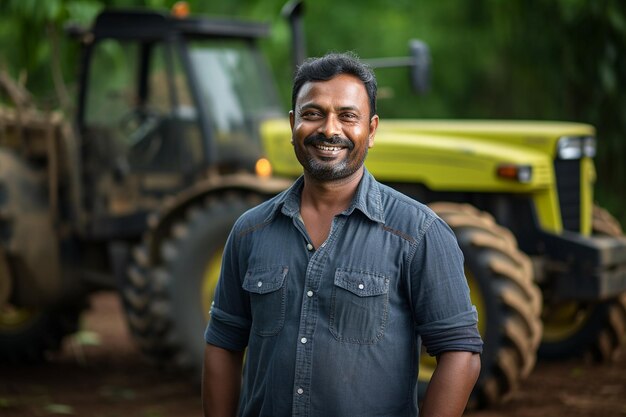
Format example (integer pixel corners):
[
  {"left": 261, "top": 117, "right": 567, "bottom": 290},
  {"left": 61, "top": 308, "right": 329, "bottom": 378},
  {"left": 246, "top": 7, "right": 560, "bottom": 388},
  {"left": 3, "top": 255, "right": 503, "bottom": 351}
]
[{"left": 1, "top": 292, "right": 625, "bottom": 417}]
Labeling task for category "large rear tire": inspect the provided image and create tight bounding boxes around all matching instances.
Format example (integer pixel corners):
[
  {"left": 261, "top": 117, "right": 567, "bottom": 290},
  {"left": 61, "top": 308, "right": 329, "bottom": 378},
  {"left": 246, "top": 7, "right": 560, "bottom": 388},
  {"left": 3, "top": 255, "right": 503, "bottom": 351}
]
[
  {"left": 539, "top": 205, "right": 626, "bottom": 362},
  {"left": 423, "top": 202, "right": 542, "bottom": 408},
  {"left": 121, "top": 192, "right": 262, "bottom": 377},
  {"left": 0, "top": 150, "right": 79, "bottom": 362}
]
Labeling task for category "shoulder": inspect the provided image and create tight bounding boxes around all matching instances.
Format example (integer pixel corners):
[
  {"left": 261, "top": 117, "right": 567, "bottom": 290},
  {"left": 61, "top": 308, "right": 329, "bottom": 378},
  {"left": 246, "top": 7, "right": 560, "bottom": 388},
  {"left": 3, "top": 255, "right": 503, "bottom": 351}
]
[
  {"left": 377, "top": 181, "right": 432, "bottom": 216},
  {"left": 377, "top": 182, "right": 438, "bottom": 235},
  {"left": 230, "top": 188, "right": 291, "bottom": 236}
]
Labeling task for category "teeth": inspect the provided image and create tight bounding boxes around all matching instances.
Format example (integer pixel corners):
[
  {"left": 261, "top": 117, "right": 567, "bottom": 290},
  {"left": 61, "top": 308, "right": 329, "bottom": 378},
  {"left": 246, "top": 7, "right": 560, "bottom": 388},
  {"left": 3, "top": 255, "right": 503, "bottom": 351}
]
[{"left": 315, "top": 144, "right": 342, "bottom": 151}]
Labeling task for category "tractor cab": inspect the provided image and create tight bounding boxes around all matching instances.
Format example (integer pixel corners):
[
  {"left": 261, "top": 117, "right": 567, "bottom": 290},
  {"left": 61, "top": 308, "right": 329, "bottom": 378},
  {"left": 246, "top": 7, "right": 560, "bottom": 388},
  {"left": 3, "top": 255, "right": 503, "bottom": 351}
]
[{"left": 68, "top": 9, "right": 283, "bottom": 237}]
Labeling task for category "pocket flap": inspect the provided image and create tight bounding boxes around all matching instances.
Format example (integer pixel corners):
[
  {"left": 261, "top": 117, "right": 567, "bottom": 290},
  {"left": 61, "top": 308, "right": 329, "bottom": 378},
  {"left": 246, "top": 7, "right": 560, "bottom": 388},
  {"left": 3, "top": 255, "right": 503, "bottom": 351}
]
[
  {"left": 334, "top": 269, "right": 389, "bottom": 297},
  {"left": 243, "top": 265, "right": 289, "bottom": 294}
]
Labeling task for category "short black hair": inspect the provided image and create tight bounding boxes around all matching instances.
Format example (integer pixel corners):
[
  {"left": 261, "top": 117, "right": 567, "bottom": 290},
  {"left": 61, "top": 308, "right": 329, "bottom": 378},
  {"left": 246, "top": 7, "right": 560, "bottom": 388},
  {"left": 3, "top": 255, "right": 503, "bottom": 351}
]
[{"left": 291, "top": 52, "right": 377, "bottom": 119}]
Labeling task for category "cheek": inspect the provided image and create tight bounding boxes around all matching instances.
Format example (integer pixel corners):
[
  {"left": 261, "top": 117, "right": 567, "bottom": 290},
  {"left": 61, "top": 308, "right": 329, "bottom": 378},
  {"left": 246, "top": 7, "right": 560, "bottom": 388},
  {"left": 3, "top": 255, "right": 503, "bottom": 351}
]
[
  {"left": 293, "top": 121, "right": 311, "bottom": 138},
  {"left": 350, "top": 126, "right": 370, "bottom": 144},
  {"left": 291, "top": 127, "right": 304, "bottom": 145}
]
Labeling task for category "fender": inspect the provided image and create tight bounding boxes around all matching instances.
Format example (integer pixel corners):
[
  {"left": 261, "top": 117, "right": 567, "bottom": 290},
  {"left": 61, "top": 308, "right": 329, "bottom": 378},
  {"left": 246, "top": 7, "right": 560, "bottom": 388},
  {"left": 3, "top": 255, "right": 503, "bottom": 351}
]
[{"left": 143, "top": 173, "right": 293, "bottom": 264}]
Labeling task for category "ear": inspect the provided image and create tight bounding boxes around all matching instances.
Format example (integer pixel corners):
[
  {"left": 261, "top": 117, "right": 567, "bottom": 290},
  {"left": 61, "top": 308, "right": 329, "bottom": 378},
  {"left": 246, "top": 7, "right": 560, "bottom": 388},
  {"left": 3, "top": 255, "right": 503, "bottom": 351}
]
[
  {"left": 289, "top": 110, "right": 295, "bottom": 144},
  {"left": 368, "top": 115, "right": 379, "bottom": 148}
]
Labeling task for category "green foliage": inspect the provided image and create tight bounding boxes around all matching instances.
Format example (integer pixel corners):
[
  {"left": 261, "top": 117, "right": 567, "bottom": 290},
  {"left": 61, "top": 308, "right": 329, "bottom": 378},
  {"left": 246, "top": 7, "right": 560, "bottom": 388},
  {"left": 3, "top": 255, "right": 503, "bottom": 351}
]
[
  {"left": 0, "top": 0, "right": 624, "bottom": 222},
  {"left": 0, "top": 0, "right": 102, "bottom": 107}
]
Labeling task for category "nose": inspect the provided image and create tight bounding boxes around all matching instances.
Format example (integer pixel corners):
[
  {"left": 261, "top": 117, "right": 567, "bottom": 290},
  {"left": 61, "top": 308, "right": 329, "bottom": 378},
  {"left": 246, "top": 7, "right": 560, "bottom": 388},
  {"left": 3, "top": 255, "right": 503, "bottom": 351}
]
[{"left": 318, "top": 113, "right": 341, "bottom": 138}]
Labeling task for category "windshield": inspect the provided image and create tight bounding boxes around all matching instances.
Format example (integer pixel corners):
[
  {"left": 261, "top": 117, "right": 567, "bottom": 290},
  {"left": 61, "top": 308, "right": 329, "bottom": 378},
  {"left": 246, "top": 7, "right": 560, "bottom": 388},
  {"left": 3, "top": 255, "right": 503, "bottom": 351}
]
[
  {"left": 83, "top": 39, "right": 204, "bottom": 175},
  {"left": 188, "top": 40, "right": 283, "bottom": 165}
]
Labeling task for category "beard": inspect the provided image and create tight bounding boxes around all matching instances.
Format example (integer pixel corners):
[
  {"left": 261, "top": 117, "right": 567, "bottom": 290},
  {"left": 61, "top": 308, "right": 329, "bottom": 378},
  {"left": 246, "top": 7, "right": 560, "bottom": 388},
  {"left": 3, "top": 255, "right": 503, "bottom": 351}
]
[{"left": 295, "top": 133, "right": 368, "bottom": 181}]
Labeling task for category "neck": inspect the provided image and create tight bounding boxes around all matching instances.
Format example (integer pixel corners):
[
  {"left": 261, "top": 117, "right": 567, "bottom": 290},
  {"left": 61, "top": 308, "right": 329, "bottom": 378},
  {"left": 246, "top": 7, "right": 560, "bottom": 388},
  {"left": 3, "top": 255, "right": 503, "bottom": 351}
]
[{"left": 301, "top": 167, "right": 364, "bottom": 214}]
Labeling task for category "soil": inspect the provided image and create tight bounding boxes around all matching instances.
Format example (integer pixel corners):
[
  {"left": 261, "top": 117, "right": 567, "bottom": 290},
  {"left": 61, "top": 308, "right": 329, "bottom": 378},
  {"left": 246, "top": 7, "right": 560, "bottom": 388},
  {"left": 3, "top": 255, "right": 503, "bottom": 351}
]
[{"left": 1, "top": 292, "right": 625, "bottom": 417}]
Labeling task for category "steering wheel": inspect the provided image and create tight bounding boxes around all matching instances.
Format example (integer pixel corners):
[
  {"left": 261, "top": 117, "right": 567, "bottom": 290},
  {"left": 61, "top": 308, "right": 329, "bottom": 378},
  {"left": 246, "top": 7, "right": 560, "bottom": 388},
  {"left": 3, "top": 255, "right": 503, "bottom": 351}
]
[{"left": 118, "top": 108, "right": 161, "bottom": 148}]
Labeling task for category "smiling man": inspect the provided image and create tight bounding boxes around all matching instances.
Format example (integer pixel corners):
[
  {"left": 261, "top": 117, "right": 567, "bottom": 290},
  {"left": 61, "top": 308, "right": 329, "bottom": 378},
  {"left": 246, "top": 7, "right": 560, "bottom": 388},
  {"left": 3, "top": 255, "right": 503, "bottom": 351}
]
[
  {"left": 291, "top": 72, "right": 373, "bottom": 183},
  {"left": 202, "top": 52, "right": 483, "bottom": 417}
]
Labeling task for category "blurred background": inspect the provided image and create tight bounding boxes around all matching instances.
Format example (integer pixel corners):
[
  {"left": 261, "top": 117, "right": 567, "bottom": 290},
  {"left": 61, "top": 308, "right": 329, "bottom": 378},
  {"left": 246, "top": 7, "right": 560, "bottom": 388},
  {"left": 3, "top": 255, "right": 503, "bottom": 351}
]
[
  {"left": 1, "top": 1, "right": 625, "bottom": 416},
  {"left": 0, "top": 0, "right": 624, "bottom": 221}
]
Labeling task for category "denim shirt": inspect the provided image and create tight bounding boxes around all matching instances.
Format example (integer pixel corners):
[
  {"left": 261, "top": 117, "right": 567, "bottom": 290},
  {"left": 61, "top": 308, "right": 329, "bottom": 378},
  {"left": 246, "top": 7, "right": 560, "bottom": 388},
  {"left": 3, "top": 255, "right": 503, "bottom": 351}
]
[{"left": 205, "top": 169, "right": 483, "bottom": 417}]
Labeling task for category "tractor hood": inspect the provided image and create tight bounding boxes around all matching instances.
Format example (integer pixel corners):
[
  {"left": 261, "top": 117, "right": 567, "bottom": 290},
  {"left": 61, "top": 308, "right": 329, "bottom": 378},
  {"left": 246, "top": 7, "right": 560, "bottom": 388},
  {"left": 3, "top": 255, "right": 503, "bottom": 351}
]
[{"left": 261, "top": 118, "right": 595, "bottom": 192}]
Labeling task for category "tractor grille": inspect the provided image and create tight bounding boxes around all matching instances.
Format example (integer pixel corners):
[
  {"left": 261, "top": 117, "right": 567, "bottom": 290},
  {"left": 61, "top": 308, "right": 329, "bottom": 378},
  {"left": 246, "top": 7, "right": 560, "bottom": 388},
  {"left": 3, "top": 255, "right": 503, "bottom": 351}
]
[{"left": 554, "top": 160, "right": 581, "bottom": 232}]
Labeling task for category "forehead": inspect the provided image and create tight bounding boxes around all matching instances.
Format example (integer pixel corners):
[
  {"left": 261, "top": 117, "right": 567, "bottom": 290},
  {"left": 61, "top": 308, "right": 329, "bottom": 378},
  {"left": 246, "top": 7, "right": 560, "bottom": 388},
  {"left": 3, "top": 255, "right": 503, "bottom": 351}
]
[{"left": 296, "top": 74, "right": 369, "bottom": 109}]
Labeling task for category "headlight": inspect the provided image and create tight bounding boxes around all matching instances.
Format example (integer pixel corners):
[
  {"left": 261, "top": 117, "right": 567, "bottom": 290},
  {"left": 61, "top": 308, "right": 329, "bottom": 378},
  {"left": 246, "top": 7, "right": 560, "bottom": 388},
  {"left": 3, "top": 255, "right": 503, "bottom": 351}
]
[
  {"left": 556, "top": 135, "right": 596, "bottom": 160},
  {"left": 583, "top": 136, "right": 596, "bottom": 158}
]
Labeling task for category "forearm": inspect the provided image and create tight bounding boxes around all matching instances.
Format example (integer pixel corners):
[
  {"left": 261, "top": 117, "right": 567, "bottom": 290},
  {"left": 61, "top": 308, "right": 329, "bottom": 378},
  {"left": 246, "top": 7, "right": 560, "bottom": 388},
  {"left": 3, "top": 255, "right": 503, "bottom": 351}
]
[
  {"left": 420, "top": 351, "right": 481, "bottom": 417},
  {"left": 202, "top": 343, "right": 245, "bottom": 417}
]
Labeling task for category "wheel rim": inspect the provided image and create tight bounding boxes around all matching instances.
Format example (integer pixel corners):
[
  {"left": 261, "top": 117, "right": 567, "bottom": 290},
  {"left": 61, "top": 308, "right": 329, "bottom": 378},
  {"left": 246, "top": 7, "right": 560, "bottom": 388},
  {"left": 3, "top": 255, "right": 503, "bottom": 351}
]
[
  {"left": 542, "top": 302, "right": 592, "bottom": 342},
  {"left": 0, "top": 305, "right": 37, "bottom": 331},
  {"left": 419, "top": 268, "right": 485, "bottom": 381},
  {"left": 201, "top": 248, "right": 224, "bottom": 322},
  {"left": 467, "top": 269, "right": 487, "bottom": 335}
]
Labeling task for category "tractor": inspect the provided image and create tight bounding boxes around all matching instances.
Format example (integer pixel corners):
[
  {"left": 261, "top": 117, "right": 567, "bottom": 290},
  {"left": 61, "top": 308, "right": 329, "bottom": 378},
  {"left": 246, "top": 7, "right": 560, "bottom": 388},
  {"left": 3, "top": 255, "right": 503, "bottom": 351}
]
[{"left": 1, "top": 1, "right": 625, "bottom": 410}]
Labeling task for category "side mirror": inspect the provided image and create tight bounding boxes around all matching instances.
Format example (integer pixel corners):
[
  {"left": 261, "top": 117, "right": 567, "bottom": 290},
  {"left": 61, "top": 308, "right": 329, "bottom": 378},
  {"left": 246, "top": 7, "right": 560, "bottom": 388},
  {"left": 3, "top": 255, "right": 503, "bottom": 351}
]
[
  {"left": 363, "top": 39, "right": 431, "bottom": 95},
  {"left": 408, "top": 40, "right": 431, "bottom": 94}
]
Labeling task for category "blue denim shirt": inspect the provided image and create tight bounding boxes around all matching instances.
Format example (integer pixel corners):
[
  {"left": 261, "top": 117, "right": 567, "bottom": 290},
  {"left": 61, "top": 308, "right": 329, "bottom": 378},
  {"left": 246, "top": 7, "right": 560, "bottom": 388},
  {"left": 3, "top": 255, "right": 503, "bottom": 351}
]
[{"left": 205, "top": 169, "right": 483, "bottom": 417}]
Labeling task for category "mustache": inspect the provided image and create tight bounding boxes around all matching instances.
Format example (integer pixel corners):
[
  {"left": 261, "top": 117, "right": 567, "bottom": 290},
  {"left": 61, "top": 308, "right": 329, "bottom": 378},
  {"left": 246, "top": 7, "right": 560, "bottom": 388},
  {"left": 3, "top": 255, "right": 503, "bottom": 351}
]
[{"left": 303, "top": 133, "right": 354, "bottom": 150}]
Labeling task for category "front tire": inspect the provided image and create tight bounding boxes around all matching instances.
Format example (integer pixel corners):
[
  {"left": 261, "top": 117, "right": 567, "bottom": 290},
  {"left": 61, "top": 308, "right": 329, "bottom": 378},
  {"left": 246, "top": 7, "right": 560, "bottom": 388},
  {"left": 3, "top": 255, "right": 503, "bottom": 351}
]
[{"left": 423, "top": 203, "right": 542, "bottom": 408}]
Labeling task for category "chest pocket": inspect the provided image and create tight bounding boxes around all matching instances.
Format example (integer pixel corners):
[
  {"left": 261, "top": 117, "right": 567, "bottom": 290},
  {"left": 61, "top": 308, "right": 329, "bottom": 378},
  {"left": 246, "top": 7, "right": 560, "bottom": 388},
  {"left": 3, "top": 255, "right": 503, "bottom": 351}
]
[
  {"left": 329, "top": 268, "right": 390, "bottom": 344},
  {"left": 243, "top": 265, "right": 289, "bottom": 336}
]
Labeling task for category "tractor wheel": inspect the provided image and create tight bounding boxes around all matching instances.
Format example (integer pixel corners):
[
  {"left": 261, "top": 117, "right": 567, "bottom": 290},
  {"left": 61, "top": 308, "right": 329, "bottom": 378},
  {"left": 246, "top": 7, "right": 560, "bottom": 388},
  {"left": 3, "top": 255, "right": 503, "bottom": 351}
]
[
  {"left": 121, "top": 192, "right": 263, "bottom": 377},
  {"left": 539, "top": 205, "right": 626, "bottom": 362},
  {"left": 0, "top": 150, "right": 79, "bottom": 362},
  {"left": 0, "top": 306, "right": 79, "bottom": 362},
  {"left": 423, "top": 202, "right": 542, "bottom": 408}
]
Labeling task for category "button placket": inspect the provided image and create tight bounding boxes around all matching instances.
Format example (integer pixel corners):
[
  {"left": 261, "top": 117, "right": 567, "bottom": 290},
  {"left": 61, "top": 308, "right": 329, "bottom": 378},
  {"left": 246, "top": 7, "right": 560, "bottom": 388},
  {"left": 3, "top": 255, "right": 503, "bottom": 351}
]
[{"left": 292, "top": 216, "right": 345, "bottom": 417}]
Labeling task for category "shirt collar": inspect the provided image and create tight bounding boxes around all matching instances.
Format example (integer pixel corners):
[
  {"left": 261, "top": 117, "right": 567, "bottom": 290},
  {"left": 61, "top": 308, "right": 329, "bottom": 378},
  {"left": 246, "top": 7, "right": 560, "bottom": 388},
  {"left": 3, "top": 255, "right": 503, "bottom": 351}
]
[
  {"left": 344, "top": 167, "right": 385, "bottom": 224},
  {"left": 268, "top": 168, "right": 385, "bottom": 224}
]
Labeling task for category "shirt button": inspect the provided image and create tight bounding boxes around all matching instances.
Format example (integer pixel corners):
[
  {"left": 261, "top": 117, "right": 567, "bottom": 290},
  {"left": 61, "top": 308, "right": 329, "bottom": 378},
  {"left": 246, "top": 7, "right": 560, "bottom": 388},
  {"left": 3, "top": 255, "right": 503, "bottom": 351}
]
[
  {"left": 306, "top": 290, "right": 314, "bottom": 297},
  {"left": 358, "top": 283, "right": 365, "bottom": 290},
  {"left": 257, "top": 281, "right": 263, "bottom": 288},
  {"left": 306, "top": 243, "right": 314, "bottom": 251},
  {"left": 297, "top": 388, "right": 304, "bottom": 395},
  {"left": 301, "top": 337, "right": 307, "bottom": 344}
]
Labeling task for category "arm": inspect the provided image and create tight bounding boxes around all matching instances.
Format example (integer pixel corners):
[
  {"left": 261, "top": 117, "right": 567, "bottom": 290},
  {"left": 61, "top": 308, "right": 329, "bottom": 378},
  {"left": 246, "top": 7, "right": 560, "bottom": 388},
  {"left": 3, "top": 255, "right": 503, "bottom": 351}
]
[
  {"left": 202, "top": 343, "right": 245, "bottom": 417},
  {"left": 420, "top": 351, "right": 481, "bottom": 417}
]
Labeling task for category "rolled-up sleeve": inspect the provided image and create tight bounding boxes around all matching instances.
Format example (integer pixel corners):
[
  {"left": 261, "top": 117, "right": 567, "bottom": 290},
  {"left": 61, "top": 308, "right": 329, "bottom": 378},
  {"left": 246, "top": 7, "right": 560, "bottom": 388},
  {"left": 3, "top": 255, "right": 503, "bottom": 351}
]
[
  {"left": 204, "top": 223, "right": 251, "bottom": 352},
  {"left": 416, "top": 308, "right": 483, "bottom": 356},
  {"left": 411, "top": 216, "right": 483, "bottom": 356},
  {"left": 205, "top": 305, "right": 251, "bottom": 351}
]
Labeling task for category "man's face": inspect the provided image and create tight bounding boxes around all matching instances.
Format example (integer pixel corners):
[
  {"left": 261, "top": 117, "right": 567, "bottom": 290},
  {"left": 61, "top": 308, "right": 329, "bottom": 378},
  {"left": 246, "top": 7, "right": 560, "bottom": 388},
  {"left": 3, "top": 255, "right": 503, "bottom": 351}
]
[{"left": 289, "top": 74, "right": 378, "bottom": 182}]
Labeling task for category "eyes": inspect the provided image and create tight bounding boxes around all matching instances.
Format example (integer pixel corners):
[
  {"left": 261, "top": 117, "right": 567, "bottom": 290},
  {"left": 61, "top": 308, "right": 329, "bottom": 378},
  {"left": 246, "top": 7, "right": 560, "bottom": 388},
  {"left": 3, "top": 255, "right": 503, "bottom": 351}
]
[{"left": 299, "top": 109, "right": 360, "bottom": 122}]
